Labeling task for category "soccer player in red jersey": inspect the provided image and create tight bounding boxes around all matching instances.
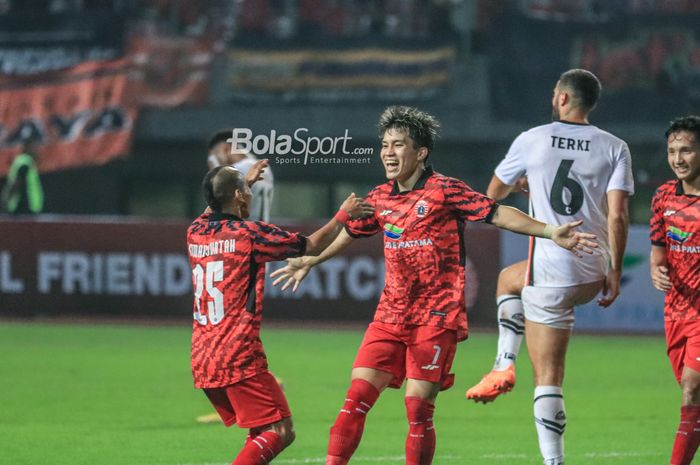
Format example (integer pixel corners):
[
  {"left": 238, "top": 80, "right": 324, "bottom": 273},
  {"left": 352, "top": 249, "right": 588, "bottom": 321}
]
[
  {"left": 271, "top": 106, "right": 597, "bottom": 465},
  {"left": 650, "top": 115, "right": 700, "bottom": 465},
  {"left": 187, "top": 164, "right": 372, "bottom": 465}
]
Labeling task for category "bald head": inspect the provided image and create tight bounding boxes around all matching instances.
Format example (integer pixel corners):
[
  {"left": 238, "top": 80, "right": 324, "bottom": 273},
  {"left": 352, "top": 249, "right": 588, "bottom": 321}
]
[{"left": 202, "top": 166, "right": 247, "bottom": 212}]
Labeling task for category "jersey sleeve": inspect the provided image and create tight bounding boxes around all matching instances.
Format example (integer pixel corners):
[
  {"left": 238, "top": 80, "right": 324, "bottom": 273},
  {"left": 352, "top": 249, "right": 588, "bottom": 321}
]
[
  {"left": 607, "top": 143, "right": 635, "bottom": 195},
  {"left": 649, "top": 185, "right": 667, "bottom": 246},
  {"left": 249, "top": 221, "right": 307, "bottom": 263},
  {"left": 443, "top": 177, "right": 497, "bottom": 223},
  {"left": 494, "top": 132, "right": 528, "bottom": 185},
  {"left": 345, "top": 188, "right": 381, "bottom": 238}
]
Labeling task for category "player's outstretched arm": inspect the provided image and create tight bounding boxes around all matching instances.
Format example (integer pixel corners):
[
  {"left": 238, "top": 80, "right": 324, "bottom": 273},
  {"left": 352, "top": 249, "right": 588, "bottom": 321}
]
[
  {"left": 271, "top": 229, "right": 355, "bottom": 292},
  {"left": 598, "top": 190, "right": 630, "bottom": 307},
  {"left": 305, "top": 193, "right": 372, "bottom": 256},
  {"left": 489, "top": 205, "right": 598, "bottom": 257},
  {"left": 272, "top": 193, "right": 372, "bottom": 292},
  {"left": 650, "top": 245, "right": 672, "bottom": 293},
  {"left": 245, "top": 159, "right": 269, "bottom": 187}
]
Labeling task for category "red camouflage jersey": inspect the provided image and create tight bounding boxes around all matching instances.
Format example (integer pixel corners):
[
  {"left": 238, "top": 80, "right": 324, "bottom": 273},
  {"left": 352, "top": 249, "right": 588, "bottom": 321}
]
[
  {"left": 650, "top": 180, "right": 700, "bottom": 321},
  {"left": 345, "top": 166, "right": 497, "bottom": 340},
  {"left": 187, "top": 212, "right": 307, "bottom": 388}
]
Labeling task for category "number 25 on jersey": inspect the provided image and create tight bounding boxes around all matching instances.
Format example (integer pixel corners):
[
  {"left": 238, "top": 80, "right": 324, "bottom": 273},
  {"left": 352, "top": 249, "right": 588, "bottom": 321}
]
[{"left": 192, "top": 261, "right": 225, "bottom": 325}]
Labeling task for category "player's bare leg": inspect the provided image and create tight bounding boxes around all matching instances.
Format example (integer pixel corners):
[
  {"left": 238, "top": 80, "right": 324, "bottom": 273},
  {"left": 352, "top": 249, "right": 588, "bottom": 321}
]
[
  {"left": 467, "top": 260, "right": 527, "bottom": 403},
  {"left": 405, "top": 379, "right": 441, "bottom": 465},
  {"left": 326, "top": 368, "right": 394, "bottom": 465},
  {"left": 670, "top": 367, "right": 700, "bottom": 465},
  {"left": 233, "top": 417, "right": 295, "bottom": 465},
  {"left": 526, "top": 319, "right": 571, "bottom": 465}
]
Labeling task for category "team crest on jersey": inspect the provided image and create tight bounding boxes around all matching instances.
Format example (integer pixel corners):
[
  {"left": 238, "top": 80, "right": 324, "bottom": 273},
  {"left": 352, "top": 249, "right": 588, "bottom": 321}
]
[
  {"left": 667, "top": 226, "right": 693, "bottom": 244},
  {"left": 384, "top": 223, "right": 404, "bottom": 240},
  {"left": 415, "top": 200, "right": 430, "bottom": 218}
]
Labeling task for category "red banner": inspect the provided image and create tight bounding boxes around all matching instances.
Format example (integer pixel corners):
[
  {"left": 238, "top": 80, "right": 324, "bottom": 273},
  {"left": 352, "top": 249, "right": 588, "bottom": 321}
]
[
  {"left": 0, "top": 59, "right": 138, "bottom": 176},
  {"left": 0, "top": 217, "right": 499, "bottom": 326},
  {"left": 128, "top": 34, "right": 214, "bottom": 108}
]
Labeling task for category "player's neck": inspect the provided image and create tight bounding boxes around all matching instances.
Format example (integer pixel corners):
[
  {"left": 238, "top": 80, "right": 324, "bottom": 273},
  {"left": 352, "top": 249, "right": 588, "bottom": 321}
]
[
  {"left": 558, "top": 108, "right": 589, "bottom": 125},
  {"left": 221, "top": 204, "right": 244, "bottom": 218},
  {"left": 397, "top": 164, "right": 425, "bottom": 192},
  {"left": 682, "top": 178, "right": 700, "bottom": 196}
]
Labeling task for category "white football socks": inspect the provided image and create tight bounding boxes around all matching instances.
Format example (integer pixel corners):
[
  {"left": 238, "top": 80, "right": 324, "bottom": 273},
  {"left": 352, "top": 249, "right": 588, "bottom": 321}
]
[
  {"left": 492, "top": 294, "right": 525, "bottom": 371},
  {"left": 534, "top": 385, "right": 566, "bottom": 465}
]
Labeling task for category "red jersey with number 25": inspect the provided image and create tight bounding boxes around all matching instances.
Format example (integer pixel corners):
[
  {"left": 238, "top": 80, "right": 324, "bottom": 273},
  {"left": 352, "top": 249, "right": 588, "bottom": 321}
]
[
  {"left": 187, "top": 212, "right": 306, "bottom": 389},
  {"left": 650, "top": 180, "right": 700, "bottom": 321},
  {"left": 345, "top": 166, "right": 497, "bottom": 341}
]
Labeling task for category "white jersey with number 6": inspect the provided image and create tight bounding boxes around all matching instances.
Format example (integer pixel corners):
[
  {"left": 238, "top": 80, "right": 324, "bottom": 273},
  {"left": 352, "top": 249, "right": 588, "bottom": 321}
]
[{"left": 495, "top": 121, "right": 634, "bottom": 287}]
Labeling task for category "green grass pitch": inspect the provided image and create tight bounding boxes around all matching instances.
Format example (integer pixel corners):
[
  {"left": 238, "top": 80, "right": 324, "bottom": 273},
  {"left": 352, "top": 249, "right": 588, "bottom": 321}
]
[{"left": 0, "top": 321, "right": 678, "bottom": 465}]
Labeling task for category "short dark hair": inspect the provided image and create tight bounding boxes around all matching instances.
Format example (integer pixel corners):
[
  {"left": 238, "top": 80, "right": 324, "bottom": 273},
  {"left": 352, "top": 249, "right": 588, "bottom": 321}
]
[
  {"left": 202, "top": 166, "right": 246, "bottom": 212},
  {"left": 559, "top": 69, "right": 602, "bottom": 112},
  {"left": 378, "top": 106, "right": 441, "bottom": 156},
  {"left": 665, "top": 115, "right": 700, "bottom": 142},
  {"left": 208, "top": 129, "right": 232, "bottom": 151}
]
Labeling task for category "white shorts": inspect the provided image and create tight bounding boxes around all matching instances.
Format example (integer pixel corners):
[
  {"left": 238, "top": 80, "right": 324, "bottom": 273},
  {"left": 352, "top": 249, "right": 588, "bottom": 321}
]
[{"left": 521, "top": 281, "right": 603, "bottom": 330}]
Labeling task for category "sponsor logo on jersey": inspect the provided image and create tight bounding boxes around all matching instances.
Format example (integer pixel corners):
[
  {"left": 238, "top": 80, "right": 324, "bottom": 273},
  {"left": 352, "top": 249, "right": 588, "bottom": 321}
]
[
  {"left": 379, "top": 209, "right": 393, "bottom": 216},
  {"left": 415, "top": 200, "right": 430, "bottom": 218},
  {"left": 383, "top": 223, "right": 404, "bottom": 240},
  {"left": 664, "top": 210, "right": 676, "bottom": 217},
  {"left": 667, "top": 226, "right": 693, "bottom": 244},
  {"left": 420, "top": 363, "right": 441, "bottom": 371},
  {"left": 384, "top": 238, "right": 434, "bottom": 249}
]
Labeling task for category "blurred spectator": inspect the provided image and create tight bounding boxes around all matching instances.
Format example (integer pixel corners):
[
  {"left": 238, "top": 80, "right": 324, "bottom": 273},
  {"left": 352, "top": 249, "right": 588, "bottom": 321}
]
[{"left": 1, "top": 137, "right": 44, "bottom": 215}]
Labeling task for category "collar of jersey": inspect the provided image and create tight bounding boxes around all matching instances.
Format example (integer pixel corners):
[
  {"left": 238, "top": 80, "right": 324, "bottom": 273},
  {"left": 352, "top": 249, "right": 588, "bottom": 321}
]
[
  {"left": 390, "top": 164, "right": 434, "bottom": 195},
  {"left": 208, "top": 212, "right": 243, "bottom": 221},
  {"left": 554, "top": 120, "right": 591, "bottom": 126},
  {"left": 675, "top": 180, "right": 700, "bottom": 197}
]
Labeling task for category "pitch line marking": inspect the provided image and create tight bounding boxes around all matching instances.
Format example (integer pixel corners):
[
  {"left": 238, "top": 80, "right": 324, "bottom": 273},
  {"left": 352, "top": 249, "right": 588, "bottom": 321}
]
[
  {"left": 167, "top": 451, "right": 663, "bottom": 465},
  {"left": 168, "top": 455, "right": 463, "bottom": 465}
]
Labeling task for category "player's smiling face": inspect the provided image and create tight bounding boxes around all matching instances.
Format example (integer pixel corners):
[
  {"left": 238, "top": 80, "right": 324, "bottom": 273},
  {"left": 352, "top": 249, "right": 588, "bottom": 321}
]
[
  {"left": 667, "top": 130, "right": 700, "bottom": 186},
  {"left": 381, "top": 128, "right": 426, "bottom": 184}
]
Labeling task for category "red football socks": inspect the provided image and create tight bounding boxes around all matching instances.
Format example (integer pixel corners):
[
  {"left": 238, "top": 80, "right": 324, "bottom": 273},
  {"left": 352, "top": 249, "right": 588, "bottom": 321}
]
[
  {"left": 232, "top": 430, "right": 284, "bottom": 465},
  {"left": 326, "top": 378, "right": 381, "bottom": 465},
  {"left": 244, "top": 427, "right": 263, "bottom": 445},
  {"left": 671, "top": 405, "right": 700, "bottom": 465},
  {"left": 405, "top": 397, "right": 436, "bottom": 465}
]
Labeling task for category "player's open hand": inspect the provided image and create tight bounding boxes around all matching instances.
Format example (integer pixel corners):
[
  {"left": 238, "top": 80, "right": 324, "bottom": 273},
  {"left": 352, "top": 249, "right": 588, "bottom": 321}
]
[
  {"left": 270, "top": 257, "right": 312, "bottom": 292},
  {"left": 246, "top": 159, "right": 269, "bottom": 187},
  {"left": 651, "top": 265, "right": 672, "bottom": 293},
  {"left": 551, "top": 220, "right": 598, "bottom": 257},
  {"left": 597, "top": 269, "right": 621, "bottom": 308},
  {"left": 340, "top": 193, "right": 374, "bottom": 220}
]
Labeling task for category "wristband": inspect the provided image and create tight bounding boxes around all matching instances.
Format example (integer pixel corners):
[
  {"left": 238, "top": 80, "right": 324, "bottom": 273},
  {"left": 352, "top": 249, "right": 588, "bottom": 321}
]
[
  {"left": 334, "top": 209, "right": 351, "bottom": 225},
  {"left": 543, "top": 224, "right": 556, "bottom": 239}
]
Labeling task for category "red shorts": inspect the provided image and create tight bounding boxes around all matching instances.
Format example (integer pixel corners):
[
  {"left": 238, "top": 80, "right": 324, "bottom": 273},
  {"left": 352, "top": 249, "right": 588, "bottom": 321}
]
[
  {"left": 353, "top": 321, "right": 458, "bottom": 390},
  {"left": 203, "top": 371, "right": 291, "bottom": 429},
  {"left": 665, "top": 318, "right": 700, "bottom": 383}
]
